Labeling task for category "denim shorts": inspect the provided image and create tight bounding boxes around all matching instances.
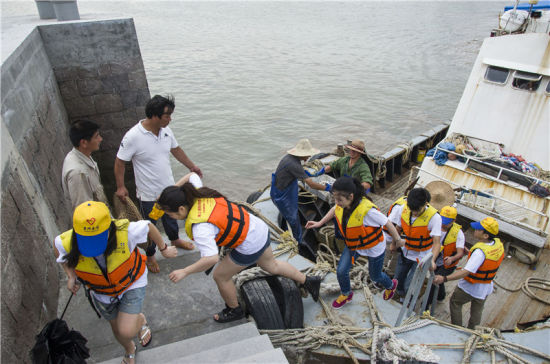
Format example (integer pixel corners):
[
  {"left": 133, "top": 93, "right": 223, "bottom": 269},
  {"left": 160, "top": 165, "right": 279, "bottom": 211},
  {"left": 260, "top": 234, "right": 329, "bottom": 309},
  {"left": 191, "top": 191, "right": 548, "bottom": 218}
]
[
  {"left": 92, "top": 286, "right": 146, "bottom": 321},
  {"left": 229, "top": 233, "right": 271, "bottom": 266}
]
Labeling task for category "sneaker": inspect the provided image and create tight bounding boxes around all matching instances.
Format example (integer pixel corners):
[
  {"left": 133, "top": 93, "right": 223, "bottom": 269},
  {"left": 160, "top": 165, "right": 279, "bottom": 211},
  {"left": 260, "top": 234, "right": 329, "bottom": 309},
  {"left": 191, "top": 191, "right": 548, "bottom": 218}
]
[
  {"left": 332, "top": 291, "right": 354, "bottom": 309},
  {"left": 383, "top": 279, "right": 398, "bottom": 301},
  {"left": 214, "top": 305, "right": 245, "bottom": 323}
]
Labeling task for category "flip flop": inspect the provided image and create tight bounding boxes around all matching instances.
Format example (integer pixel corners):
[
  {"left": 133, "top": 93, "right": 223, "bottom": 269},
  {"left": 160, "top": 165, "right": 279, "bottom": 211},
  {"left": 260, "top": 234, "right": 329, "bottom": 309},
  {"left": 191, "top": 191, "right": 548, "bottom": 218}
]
[
  {"left": 122, "top": 343, "right": 137, "bottom": 364},
  {"left": 139, "top": 324, "right": 152, "bottom": 347},
  {"left": 145, "top": 260, "right": 160, "bottom": 274}
]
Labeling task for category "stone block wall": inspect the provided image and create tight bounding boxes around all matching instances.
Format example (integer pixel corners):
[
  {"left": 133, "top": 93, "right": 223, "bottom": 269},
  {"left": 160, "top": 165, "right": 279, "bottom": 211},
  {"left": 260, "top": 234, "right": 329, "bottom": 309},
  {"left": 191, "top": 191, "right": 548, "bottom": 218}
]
[
  {"left": 1, "top": 28, "right": 68, "bottom": 363},
  {"left": 39, "top": 18, "right": 150, "bottom": 200},
  {"left": 1, "top": 19, "right": 150, "bottom": 362}
]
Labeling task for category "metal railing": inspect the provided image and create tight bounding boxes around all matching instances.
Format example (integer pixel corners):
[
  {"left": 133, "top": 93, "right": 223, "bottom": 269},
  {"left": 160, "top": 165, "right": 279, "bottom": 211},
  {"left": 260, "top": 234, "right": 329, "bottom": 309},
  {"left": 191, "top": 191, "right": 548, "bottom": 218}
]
[{"left": 395, "top": 252, "right": 438, "bottom": 326}]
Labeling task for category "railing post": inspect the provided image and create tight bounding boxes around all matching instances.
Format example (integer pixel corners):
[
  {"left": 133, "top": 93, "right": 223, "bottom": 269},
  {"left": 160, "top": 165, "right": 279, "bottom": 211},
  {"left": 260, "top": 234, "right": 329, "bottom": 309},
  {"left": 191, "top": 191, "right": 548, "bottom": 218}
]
[{"left": 394, "top": 252, "right": 433, "bottom": 326}]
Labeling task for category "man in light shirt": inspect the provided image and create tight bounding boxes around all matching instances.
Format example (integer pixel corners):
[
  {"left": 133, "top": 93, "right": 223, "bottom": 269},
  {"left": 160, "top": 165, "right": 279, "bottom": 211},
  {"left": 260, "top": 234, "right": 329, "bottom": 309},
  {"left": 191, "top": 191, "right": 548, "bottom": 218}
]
[
  {"left": 62, "top": 120, "right": 108, "bottom": 211},
  {"left": 389, "top": 188, "right": 442, "bottom": 298},
  {"left": 434, "top": 217, "right": 504, "bottom": 329},
  {"left": 114, "top": 95, "right": 202, "bottom": 273}
]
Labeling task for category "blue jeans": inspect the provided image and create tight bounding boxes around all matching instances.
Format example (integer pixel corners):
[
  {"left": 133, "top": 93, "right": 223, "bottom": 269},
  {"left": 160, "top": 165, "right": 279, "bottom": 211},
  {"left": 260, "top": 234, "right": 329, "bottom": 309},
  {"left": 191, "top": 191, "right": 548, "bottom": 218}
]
[
  {"left": 394, "top": 251, "right": 418, "bottom": 296},
  {"left": 337, "top": 247, "right": 393, "bottom": 295},
  {"left": 92, "top": 286, "right": 146, "bottom": 321},
  {"left": 270, "top": 174, "right": 302, "bottom": 244},
  {"left": 139, "top": 199, "right": 179, "bottom": 257}
]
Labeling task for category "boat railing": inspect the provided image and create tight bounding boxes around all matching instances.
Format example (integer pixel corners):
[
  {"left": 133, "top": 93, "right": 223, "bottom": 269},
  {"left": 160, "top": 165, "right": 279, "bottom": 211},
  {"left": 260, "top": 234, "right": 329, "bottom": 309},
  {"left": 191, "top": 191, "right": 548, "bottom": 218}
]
[
  {"left": 395, "top": 252, "right": 436, "bottom": 326},
  {"left": 415, "top": 165, "right": 549, "bottom": 237},
  {"left": 435, "top": 143, "right": 548, "bottom": 187}
]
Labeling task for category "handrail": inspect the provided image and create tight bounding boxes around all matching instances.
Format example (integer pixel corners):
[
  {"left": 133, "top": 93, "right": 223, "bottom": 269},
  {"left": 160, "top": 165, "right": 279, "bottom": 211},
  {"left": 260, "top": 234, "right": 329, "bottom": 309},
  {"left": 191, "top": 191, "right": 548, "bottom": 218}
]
[
  {"left": 395, "top": 252, "right": 434, "bottom": 326},
  {"left": 435, "top": 143, "right": 548, "bottom": 186}
]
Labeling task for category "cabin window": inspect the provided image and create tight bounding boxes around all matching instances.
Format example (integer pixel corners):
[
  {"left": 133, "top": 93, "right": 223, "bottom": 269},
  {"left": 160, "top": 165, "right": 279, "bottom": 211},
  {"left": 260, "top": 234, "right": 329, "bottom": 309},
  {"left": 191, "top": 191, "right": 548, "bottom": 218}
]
[
  {"left": 485, "top": 66, "right": 509, "bottom": 84},
  {"left": 512, "top": 71, "right": 542, "bottom": 91},
  {"left": 546, "top": 80, "right": 550, "bottom": 94}
]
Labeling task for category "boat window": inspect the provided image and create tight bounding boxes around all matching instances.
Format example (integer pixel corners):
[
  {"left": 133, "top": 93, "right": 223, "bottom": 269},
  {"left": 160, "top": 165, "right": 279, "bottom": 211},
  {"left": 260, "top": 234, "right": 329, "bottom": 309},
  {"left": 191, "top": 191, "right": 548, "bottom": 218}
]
[
  {"left": 512, "top": 71, "right": 542, "bottom": 91},
  {"left": 485, "top": 66, "right": 509, "bottom": 84},
  {"left": 546, "top": 80, "right": 550, "bottom": 94}
]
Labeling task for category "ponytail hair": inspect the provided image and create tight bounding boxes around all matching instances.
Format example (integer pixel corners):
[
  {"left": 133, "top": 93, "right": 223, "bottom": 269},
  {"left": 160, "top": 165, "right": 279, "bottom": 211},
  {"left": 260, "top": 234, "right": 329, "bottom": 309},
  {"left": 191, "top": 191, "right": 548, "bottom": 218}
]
[
  {"left": 332, "top": 176, "right": 364, "bottom": 215},
  {"left": 157, "top": 182, "right": 225, "bottom": 213}
]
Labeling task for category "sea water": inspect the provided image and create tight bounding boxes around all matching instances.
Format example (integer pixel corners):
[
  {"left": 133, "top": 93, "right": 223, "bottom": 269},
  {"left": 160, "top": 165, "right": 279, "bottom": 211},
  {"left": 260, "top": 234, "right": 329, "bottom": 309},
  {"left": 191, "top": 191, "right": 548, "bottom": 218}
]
[{"left": 2, "top": 1, "right": 508, "bottom": 199}]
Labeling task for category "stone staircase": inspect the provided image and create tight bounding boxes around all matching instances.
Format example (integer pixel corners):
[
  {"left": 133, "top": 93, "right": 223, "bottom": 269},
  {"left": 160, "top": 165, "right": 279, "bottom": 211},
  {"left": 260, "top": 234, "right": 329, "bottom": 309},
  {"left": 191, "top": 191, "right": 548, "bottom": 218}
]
[{"left": 98, "top": 322, "right": 288, "bottom": 364}]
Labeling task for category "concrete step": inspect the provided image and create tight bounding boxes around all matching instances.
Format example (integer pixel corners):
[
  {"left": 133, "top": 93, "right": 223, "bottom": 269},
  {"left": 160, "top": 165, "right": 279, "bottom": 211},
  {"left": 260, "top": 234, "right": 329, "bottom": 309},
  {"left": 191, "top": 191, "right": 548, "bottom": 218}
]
[
  {"left": 227, "top": 347, "right": 289, "bottom": 363},
  {"left": 98, "top": 322, "right": 261, "bottom": 364},
  {"left": 163, "top": 334, "right": 275, "bottom": 364}
]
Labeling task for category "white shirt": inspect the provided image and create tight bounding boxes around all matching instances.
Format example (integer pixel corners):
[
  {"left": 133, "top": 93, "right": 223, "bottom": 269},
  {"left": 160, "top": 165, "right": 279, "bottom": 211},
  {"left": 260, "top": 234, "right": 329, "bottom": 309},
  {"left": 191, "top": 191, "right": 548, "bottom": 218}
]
[
  {"left": 355, "top": 208, "right": 388, "bottom": 258},
  {"left": 116, "top": 120, "right": 179, "bottom": 201},
  {"left": 458, "top": 241, "right": 496, "bottom": 300},
  {"left": 55, "top": 220, "right": 150, "bottom": 304},
  {"left": 436, "top": 228, "right": 465, "bottom": 267},
  {"left": 192, "top": 214, "right": 269, "bottom": 258},
  {"left": 389, "top": 204, "right": 442, "bottom": 262}
]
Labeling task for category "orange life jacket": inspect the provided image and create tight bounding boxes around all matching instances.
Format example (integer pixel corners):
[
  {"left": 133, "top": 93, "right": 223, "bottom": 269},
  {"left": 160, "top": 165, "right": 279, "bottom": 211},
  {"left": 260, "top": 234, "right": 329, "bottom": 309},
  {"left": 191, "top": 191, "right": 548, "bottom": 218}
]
[
  {"left": 335, "top": 198, "right": 384, "bottom": 252},
  {"left": 441, "top": 223, "right": 462, "bottom": 268},
  {"left": 401, "top": 204, "right": 438, "bottom": 252},
  {"left": 382, "top": 196, "right": 406, "bottom": 234},
  {"left": 60, "top": 219, "right": 146, "bottom": 296},
  {"left": 464, "top": 238, "right": 504, "bottom": 284},
  {"left": 185, "top": 198, "right": 250, "bottom": 248}
]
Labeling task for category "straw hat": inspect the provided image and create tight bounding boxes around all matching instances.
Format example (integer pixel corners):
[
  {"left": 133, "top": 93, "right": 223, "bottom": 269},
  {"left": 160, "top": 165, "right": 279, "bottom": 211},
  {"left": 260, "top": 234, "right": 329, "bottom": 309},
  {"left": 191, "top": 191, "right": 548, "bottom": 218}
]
[
  {"left": 425, "top": 181, "right": 455, "bottom": 211},
  {"left": 287, "top": 139, "right": 320, "bottom": 157},
  {"left": 344, "top": 140, "right": 366, "bottom": 155}
]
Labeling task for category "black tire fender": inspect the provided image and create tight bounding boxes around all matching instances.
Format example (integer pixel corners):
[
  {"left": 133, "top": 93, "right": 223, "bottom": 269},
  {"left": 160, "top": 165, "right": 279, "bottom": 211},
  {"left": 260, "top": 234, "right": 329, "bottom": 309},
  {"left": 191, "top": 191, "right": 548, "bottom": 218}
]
[
  {"left": 246, "top": 190, "right": 263, "bottom": 204},
  {"left": 266, "top": 276, "right": 304, "bottom": 329},
  {"left": 241, "top": 278, "right": 285, "bottom": 330}
]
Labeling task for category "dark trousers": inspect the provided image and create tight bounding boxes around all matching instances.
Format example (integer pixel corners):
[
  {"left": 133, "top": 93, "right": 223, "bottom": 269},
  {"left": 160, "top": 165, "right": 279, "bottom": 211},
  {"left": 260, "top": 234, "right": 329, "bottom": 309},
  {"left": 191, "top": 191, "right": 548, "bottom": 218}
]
[
  {"left": 139, "top": 199, "right": 179, "bottom": 257},
  {"left": 450, "top": 286, "right": 486, "bottom": 329}
]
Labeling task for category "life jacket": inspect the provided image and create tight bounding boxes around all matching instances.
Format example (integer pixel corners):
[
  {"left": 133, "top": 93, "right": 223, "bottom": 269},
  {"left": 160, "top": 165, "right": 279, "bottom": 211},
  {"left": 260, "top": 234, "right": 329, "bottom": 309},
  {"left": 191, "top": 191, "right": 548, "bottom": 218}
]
[
  {"left": 382, "top": 196, "right": 407, "bottom": 234},
  {"left": 401, "top": 204, "right": 438, "bottom": 252},
  {"left": 440, "top": 223, "right": 462, "bottom": 268},
  {"left": 185, "top": 198, "right": 250, "bottom": 249},
  {"left": 60, "top": 219, "right": 146, "bottom": 296},
  {"left": 464, "top": 238, "right": 504, "bottom": 284},
  {"left": 335, "top": 198, "right": 384, "bottom": 253}
]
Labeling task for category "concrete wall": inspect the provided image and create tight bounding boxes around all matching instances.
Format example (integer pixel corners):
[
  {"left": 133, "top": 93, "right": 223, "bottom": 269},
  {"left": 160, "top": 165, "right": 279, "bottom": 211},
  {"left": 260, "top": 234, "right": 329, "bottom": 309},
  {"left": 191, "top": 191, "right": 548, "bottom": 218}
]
[
  {"left": 39, "top": 19, "right": 150, "bottom": 199},
  {"left": 1, "top": 19, "right": 149, "bottom": 362}
]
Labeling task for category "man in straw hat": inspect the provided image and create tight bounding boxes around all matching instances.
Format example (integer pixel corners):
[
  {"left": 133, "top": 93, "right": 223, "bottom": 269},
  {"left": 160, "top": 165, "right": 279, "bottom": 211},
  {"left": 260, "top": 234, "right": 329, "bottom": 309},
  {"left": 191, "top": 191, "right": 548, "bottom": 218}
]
[
  {"left": 434, "top": 217, "right": 504, "bottom": 329},
  {"left": 310, "top": 139, "right": 373, "bottom": 193},
  {"left": 427, "top": 205, "right": 465, "bottom": 304},
  {"left": 388, "top": 187, "right": 442, "bottom": 298},
  {"left": 271, "top": 139, "right": 331, "bottom": 244}
]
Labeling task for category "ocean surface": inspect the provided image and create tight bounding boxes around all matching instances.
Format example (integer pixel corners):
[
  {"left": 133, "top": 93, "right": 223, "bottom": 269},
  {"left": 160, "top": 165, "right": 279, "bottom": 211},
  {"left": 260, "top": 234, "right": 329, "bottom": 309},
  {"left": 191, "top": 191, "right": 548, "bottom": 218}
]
[{"left": 2, "top": 1, "right": 508, "bottom": 199}]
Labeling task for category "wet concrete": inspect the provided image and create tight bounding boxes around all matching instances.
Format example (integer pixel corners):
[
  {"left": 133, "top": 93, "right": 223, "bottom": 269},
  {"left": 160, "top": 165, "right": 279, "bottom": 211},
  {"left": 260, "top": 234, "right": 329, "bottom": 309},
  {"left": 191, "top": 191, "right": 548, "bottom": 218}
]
[{"left": 57, "top": 247, "right": 247, "bottom": 363}]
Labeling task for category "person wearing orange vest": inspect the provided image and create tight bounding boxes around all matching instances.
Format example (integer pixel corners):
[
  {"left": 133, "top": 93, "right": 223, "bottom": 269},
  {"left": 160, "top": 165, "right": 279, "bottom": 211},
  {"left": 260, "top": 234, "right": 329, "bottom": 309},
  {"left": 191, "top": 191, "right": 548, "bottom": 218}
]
[
  {"left": 434, "top": 217, "right": 504, "bottom": 329},
  {"left": 157, "top": 182, "right": 322, "bottom": 323},
  {"left": 306, "top": 177, "right": 404, "bottom": 308},
  {"left": 427, "top": 206, "right": 465, "bottom": 304},
  {"left": 389, "top": 188, "right": 442, "bottom": 298},
  {"left": 53, "top": 201, "right": 178, "bottom": 364}
]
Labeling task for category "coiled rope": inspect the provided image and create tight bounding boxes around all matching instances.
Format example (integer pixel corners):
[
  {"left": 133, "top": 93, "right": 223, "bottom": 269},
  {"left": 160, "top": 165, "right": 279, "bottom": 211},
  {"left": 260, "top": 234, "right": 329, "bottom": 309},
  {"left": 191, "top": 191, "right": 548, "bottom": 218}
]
[{"left": 494, "top": 277, "right": 550, "bottom": 305}]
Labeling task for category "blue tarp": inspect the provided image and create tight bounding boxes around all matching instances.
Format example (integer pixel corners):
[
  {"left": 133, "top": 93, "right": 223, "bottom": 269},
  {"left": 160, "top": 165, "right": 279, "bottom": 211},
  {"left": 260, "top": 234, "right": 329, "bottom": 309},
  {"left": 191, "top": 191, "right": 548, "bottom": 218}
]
[{"left": 504, "top": 1, "right": 550, "bottom": 11}]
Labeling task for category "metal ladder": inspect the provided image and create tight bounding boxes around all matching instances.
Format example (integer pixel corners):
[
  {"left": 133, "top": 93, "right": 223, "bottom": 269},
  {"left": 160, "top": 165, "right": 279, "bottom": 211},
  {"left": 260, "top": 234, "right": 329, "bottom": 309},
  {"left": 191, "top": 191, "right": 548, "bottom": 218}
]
[{"left": 394, "top": 252, "right": 440, "bottom": 326}]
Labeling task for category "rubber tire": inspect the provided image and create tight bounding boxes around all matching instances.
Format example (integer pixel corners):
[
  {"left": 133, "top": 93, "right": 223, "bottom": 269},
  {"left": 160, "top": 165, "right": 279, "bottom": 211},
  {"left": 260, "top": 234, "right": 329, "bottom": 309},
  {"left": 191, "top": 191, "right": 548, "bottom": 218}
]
[
  {"left": 266, "top": 276, "right": 304, "bottom": 329},
  {"left": 241, "top": 278, "right": 285, "bottom": 330},
  {"left": 246, "top": 190, "right": 263, "bottom": 204}
]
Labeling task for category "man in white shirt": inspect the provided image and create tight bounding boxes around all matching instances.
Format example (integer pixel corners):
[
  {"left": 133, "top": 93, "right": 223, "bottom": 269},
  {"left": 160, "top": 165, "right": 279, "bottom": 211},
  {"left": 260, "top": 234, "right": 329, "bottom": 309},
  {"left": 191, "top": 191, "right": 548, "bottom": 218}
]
[
  {"left": 62, "top": 120, "right": 108, "bottom": 211},
  {"left": 389, "top": 188, "right": 442, "bottom": 298},
  {"left": 114, "top": 95, "right": 202, "bottom": 273},
  {"left": 434, "top": 217, "right": 504, "bottom": 329},
  {"left": 427, "top": 205, "right": 465, "bottom": 303}
]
